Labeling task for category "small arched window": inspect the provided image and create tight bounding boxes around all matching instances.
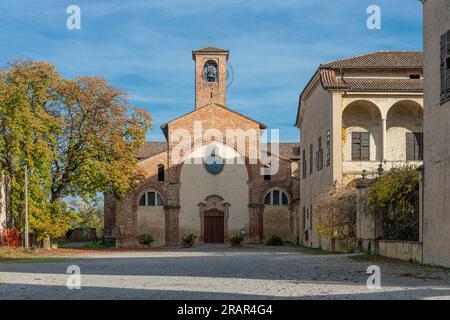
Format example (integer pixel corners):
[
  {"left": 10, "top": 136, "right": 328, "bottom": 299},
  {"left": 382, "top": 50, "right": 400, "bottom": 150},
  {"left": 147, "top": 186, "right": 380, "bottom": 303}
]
[
  {"left": 139, "top": 191, "right": 164, "bottom": 207},
  {"left": 158, "top": 164, "right": 165, "bottom": 182},
  {"left": 264, "top": 189, "right": 289, "bottom": 206},
  {"left": 204, "top": 60, "right": 218, "bottom": 83}
]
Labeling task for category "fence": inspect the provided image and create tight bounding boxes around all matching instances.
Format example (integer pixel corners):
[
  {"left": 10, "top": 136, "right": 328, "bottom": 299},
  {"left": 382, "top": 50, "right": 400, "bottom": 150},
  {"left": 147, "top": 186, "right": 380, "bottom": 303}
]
[{"left": 0, "top": 229, "right": 23, "bottom": 247}]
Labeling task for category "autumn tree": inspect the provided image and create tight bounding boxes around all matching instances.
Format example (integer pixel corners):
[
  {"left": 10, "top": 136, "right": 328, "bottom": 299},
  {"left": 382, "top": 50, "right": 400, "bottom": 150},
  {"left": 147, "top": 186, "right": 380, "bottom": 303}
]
[
  {"left": 0, "top": 60, "right": 152, "bottom": 241},
  {"left": 0, "top": 60, "right": 61, "bottom": 233},
  {"left": 49, "top": 76, "right": 152, "bottom": 203}
]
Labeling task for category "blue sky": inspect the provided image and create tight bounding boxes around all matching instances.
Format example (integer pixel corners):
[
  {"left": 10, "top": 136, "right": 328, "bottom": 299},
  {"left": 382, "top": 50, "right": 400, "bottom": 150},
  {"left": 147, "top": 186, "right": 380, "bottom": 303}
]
[{"left": 0, "top": 0, "right": 422, "bottom": 142}]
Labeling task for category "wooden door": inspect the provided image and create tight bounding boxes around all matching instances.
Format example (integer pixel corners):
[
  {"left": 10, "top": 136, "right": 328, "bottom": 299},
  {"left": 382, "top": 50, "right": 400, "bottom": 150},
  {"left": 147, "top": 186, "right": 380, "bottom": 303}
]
[{"left": 204, "top": 214, "right": 224, "bottom": 243}]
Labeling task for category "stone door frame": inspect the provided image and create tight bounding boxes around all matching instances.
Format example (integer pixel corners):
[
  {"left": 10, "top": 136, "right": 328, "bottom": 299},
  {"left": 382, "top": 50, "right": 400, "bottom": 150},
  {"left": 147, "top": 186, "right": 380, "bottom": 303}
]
[{"left": 198, "top": 195, "right": 230, "bottom": 244}]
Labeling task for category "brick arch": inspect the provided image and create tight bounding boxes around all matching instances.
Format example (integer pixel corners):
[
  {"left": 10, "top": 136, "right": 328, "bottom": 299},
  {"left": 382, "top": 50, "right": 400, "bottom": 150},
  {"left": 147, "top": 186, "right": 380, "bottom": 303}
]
[
  {"left": 260, "top": 183, "right": 293, "bottom": 206},
  {"left": 133, "top": 182, "right": 168, "bottom": 208},
  {"left": 173, "top": 138, "right": 252, "bottom": 182}
]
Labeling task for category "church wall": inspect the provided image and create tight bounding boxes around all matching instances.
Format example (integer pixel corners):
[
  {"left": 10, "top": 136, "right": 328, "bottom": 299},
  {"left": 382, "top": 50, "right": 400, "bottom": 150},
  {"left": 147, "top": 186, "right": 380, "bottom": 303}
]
[
  {"left": 137, "top": 206, "right": 166, "bottom": 245},
  {"left": 263, "top": 206, "right": 290, "bottom": 242},
  {"left": 179, "top": 143, "right": 249, "bottom": 242}
]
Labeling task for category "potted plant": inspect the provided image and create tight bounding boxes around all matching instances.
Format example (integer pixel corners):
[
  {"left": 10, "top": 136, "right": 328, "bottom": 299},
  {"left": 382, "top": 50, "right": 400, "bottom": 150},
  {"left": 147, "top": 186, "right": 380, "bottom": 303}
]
[
  {"left": 229, "top": 235, "right": 244, "bottom": 247},
  {"left": 137, "top": 234, "right": 155, "bottom": 247},
  {"left": 181, "top": 234, "right": 197, "bottom": 248},
  {"left": 266, "top": 235, "right": 283, "bottom": 246}
]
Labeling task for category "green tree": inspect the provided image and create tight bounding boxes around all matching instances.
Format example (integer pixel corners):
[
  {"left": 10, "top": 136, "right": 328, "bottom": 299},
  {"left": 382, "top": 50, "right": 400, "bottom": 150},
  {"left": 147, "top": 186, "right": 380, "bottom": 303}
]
[
  {"left": 0, "top": 61, "right": 152, "bottom": 241},
  {"left": 69, "top": 197, "right": 104, "bottom": 237},
  {"left": 0, "top": 60, "right": 61, "bottom": 236},
  {"left": 49, "top": 76, "right": 152, "bottom": 203}
]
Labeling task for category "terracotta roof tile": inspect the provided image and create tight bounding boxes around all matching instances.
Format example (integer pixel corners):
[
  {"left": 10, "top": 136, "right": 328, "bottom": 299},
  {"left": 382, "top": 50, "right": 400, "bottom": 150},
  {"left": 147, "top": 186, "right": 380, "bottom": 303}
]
[
  {"left": 136, "top": 142, "right": 167, "bottom": 160},
  {"left": 136, "top": 141, "right": 300, "bottom": 161},
  {"left": 321, "top": 51, "right": 423, "bottom": 69},
  {"left": 342, "top": 78, "right": 423, "bottom": 92}
]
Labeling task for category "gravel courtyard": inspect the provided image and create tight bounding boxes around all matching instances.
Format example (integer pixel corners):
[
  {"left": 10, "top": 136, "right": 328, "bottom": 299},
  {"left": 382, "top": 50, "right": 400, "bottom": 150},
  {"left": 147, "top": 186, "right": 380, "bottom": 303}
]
[{"left": 1, "top": 246, "right": 449, "bottom": 300}]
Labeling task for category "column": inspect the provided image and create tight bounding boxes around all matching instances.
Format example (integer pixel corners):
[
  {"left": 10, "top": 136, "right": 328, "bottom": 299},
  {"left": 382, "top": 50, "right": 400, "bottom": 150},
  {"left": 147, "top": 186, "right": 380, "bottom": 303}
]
[
  {"left": 248, "top": 204, "right": 264, "bottom": 244},
  {"left": 165, "top": 205, "right": 180, "bottom": 246},
  {"left": 382, "top": 118, "right": 387, "bottom": 161}
]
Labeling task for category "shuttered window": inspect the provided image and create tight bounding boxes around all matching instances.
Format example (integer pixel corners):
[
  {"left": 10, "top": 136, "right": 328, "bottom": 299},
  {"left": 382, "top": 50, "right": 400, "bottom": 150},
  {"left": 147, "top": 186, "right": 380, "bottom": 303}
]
[
  {"left": 302, "top": 150, "right": 307, "bottom": 179},
  {"left": 352, "top": 132, "right": 370, "bottom": 161},
  {"left": 442, "top": 30, "right": 450, "bottom": 103},
  {"left": 317, "top": 137, "right": 323, "bottom": 171},
  {"left": 406, "top": 133, "right": 423, "bottom": 161},
  {"left": 309, "top": 144, "right": 313, "bottom": 175}
]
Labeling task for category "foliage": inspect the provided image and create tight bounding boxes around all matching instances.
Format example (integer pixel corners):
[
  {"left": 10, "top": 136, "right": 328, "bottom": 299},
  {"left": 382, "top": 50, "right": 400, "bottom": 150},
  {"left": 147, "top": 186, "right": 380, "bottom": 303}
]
[
  {"left": 48, "top": 76, "right": 152, "bottom": 202},
  {"left": 69, "top": 197, "right": 104, "bottom": 237},
  {"left": 181, "top": 234, "right": 197, "bottom": 247},
  {"left": 367, "top": 166, "right": 420, "bottom": 241},
  {"left": 229, "top": 235, "right": 243, "bottom": 246},
  {"left": 0, "top": 60, "right": 152, "bottom": 241},
  {"left": 315, "top": 182, "right": 358, "bottom": 239},
  {"left": 266, "top": 235, "right": 283, "bottom": 246},
  {"left": 137, "top": 234, "right": 155, "bottom": 247},
  {"left": 0, "top": 60, "right": 61, "bottom": 232}
]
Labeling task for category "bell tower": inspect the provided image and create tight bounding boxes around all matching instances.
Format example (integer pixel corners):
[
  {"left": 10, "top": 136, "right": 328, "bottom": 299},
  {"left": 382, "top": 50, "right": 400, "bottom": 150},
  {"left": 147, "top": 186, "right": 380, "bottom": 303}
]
[{"left": 192, "top": 47, "right": 229, "bottom": 109}]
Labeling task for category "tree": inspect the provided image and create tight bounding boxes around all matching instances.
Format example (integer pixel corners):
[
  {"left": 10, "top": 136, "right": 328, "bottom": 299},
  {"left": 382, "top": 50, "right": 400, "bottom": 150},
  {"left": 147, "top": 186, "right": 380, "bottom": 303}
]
[
  {"left": 49, "top": 76, "right": 152, "bottom": 203},
  {"left": 69, "top": 197, "right": 104, "bottom": 237},
  {"left": 0, "top": 60, "right": 152, "bottom": 241},
  {"left": 0, "top": 60, "right": 61, "bottom": 233}
]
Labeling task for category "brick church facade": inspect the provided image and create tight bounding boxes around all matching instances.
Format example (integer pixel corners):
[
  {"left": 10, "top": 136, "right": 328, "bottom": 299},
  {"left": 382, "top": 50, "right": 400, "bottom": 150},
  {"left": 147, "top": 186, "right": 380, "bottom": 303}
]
[{"left": 104, "top": 47, "right": 300, "bottom": 247}]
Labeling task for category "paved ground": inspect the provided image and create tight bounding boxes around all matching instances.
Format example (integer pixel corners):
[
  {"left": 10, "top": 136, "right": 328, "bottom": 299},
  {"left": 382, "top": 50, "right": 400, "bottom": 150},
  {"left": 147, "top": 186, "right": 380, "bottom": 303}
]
[{"left": 1, "top": 245, "right": 450, "bottom": 300}]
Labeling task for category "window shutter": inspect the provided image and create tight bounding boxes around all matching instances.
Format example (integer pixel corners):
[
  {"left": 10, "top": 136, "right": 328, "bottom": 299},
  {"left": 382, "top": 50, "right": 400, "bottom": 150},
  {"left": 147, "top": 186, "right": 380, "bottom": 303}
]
[
  {"left": 315, "top": 150, "right": 319, "bottom": 171},
  {"left": 319, "top": 148, "right": 323, "bottom": 170},
  {"left": 406, "top": 133, "right": 415, "bottom": 161},
  {"left": 416, "top": 133, "right": 424, "bottom": 161},
  {"left": 442, "top": 33, "right": 447, "bottom": 99},
  {"left": 360, "top": 132, "right": 370, "bottom": 161},
  {"left": 352, "top": 132, "right": 361, "bottom": 161}
]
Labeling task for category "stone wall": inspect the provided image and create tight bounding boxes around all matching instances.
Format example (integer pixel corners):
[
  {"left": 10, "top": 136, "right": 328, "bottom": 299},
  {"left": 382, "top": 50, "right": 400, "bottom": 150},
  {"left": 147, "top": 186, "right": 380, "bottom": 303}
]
[
  {"left": 423, "top": 0, "right": 450, "bottom": 268},
  {"left": 378, "top": 240, "right": 423, "bottom": 263}
]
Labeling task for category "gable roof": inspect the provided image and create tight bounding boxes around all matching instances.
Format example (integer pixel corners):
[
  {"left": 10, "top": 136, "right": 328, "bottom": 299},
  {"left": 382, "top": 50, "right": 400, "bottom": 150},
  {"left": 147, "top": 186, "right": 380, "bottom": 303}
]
[
  {"left": 135, "top": 141, "right": 300, "bottom": 161},
  {"left": 261, "top": 143, "right": 301, "bottom": 161},
  {"left": 160, "top": 103, "right": 267, "bottom": 140},
  {"left": 321, "top": 51, "right": 423, "bottom": 69},
  {"left": 295, "top": 51, "right": 424, "bottom": 127}
]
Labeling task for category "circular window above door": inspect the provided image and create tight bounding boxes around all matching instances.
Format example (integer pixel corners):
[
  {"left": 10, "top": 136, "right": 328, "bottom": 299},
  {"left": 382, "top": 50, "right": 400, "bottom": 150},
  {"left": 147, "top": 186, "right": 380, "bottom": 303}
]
[{"left": 204, "top": 155, "right": 224, "bottom": 175}]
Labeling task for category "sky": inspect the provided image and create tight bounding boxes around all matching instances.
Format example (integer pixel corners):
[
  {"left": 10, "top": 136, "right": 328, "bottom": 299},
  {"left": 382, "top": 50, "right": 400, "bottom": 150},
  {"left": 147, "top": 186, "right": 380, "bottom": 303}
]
[{"left": 0, "top": 0, "right": 423, "bottom": 142}]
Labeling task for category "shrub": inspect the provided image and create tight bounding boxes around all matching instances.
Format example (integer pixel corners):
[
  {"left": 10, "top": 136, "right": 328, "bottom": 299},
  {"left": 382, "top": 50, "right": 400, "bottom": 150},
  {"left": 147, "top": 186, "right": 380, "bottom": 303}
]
[
  {"left": 266, "top": 235, "right": 283, "bottom": 246},
  {"left": 315, "top": 182, "right": 358, "bottom": 239},
  {"left": 181, "top": 234, "right": 197, "bottom": 247},
  {"left": 229, "top": 235, "right": 243, "bottom": 246},
  {"left": 367, "top": 166, "right": 420, "bottom": 241},
  {"left": 137, "top": 234, "right": 155, "bottom": 247}
]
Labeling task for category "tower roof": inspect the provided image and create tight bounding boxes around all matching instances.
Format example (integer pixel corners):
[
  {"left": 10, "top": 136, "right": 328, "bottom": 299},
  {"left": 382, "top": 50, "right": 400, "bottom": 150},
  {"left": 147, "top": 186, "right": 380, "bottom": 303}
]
[{"left": 192, "top": 46, "right": 229, "bottom": 59}]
